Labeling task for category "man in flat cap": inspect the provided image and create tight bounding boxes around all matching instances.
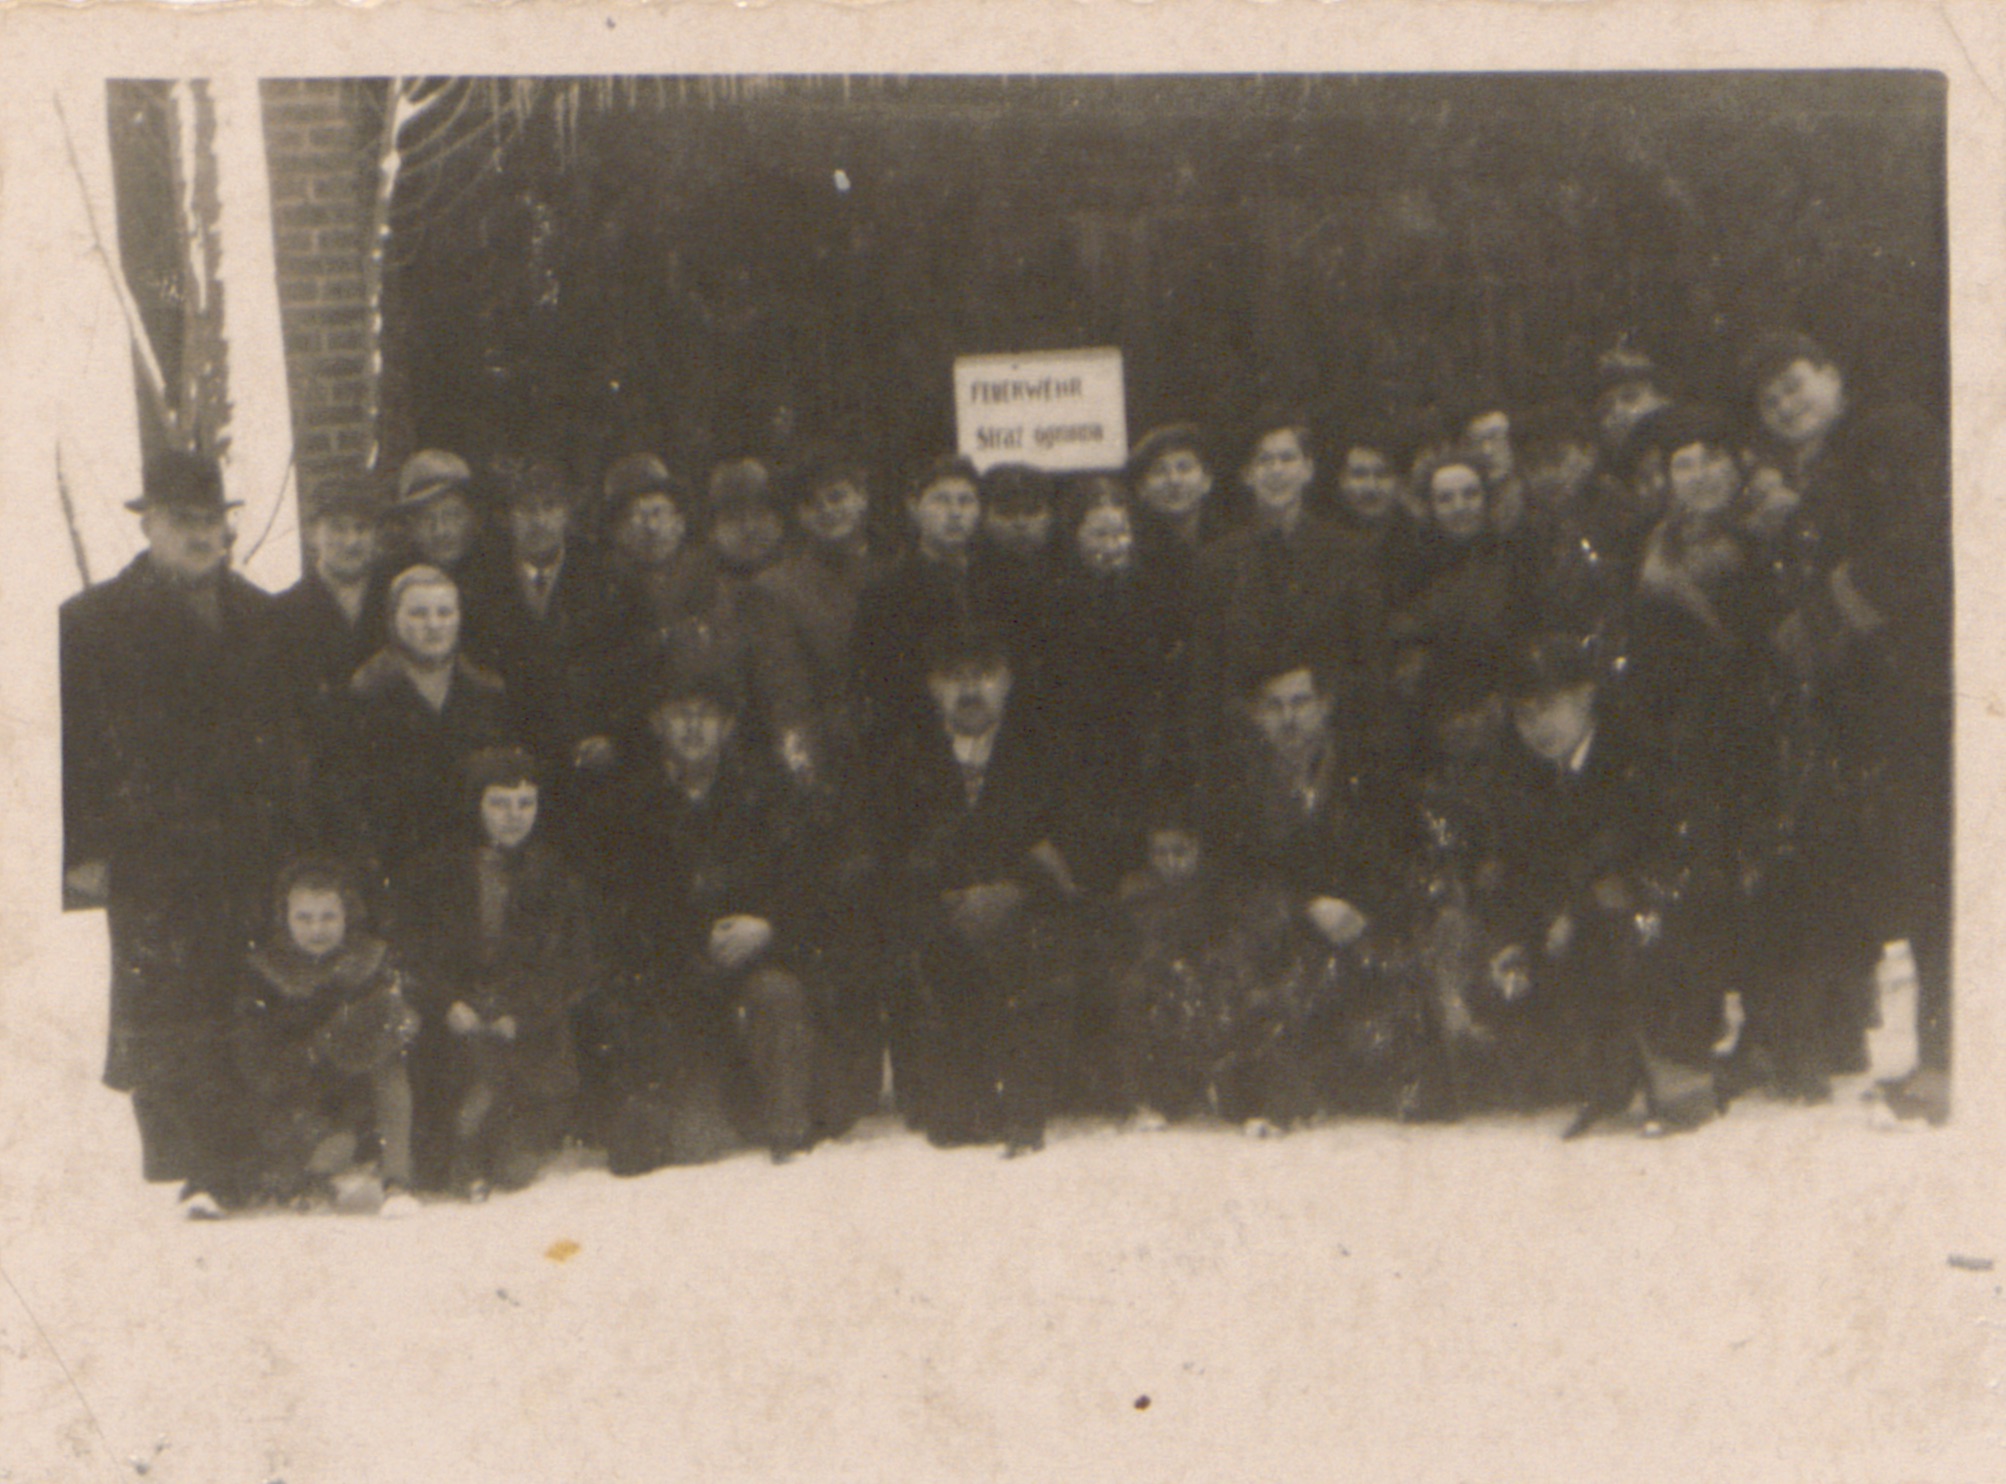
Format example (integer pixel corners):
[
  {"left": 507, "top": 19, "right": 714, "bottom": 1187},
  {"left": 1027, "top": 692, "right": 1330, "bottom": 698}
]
[
  {"left": 386, "top": 447, "right": 502, "bottom": 663},
  {"left": 61, "top": 449, "right": 297, "bottom": 1214}
]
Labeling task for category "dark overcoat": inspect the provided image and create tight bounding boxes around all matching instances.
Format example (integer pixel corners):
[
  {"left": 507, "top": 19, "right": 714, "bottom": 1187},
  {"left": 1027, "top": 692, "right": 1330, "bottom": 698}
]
[{"left": 60, "top": 555, "right": 296, "bottom": 1092}]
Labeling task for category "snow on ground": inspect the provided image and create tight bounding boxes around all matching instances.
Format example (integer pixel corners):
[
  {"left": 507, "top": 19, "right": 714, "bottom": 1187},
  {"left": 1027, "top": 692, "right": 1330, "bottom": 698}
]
[{"left": 3, "top": 910, "right": 2001, "bottom": 1484}]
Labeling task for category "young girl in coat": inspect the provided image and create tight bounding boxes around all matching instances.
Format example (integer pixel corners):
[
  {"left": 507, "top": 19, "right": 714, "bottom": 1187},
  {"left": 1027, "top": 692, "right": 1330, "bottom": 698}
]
[
  {"left": 392, "top": 746, "right": 601, "bottom": 1196},
  {"left": 231, "top": 859, "right": 420, "bottom": 1213}
]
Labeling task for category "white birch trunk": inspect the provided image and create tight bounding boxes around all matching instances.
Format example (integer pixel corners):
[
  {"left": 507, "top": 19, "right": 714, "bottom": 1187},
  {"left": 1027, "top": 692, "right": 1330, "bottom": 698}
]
[{"left": 206, "top": 75, "right": 299, "bottom": 593}]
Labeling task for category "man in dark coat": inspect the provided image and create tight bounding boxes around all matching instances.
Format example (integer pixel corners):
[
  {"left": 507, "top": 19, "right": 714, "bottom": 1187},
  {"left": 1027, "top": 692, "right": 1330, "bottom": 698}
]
[
  {"left": 270, "top": 474, "right": 390, "bottom": 706},
  {"left": 1745, "top": 332, "right": 1953, "bottom": 1113},
  {"left": 479, "top": 460, "right": 609, "bottom": 840},
  {"left": 583, "top": 672, "right": 837, "bottom": 1166},
  {"left": 1489, "top": 633, "right": 1685, "bottom": 1136},
  {"left": 1204, "top": 658, "right": 1416, "bottom": 1123},
  {"left": 871, "top": 627, "right": 1082, "bottom": 1155},
  {"left": 61, "top": 450, "right": 296, "bottom": 1210}
]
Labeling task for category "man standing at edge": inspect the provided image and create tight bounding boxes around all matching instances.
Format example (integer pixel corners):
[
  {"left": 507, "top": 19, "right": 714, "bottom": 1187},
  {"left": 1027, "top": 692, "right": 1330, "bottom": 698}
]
[{"left": 61, "top": 450, "right": 295, "bottom": 1215}]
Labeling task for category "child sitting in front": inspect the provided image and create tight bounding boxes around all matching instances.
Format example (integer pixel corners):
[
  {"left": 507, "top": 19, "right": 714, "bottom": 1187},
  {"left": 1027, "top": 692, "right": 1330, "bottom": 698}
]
[
  {"left": 231, "top": 859, "right": 420, "bottom": 1214},
  {"left": 392, "top": 746, "right": 600, "bottom": 1197}
]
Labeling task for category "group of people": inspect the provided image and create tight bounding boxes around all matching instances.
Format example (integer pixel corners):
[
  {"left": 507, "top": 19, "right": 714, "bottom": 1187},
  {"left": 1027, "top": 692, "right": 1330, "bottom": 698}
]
[{"left": 60, "top": 327, "right": 1952, "bottom": 1217}]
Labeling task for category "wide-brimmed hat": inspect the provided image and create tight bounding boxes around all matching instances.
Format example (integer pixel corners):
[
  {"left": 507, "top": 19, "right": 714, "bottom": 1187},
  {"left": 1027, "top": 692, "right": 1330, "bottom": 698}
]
[
  {"left": 125, "top": 450, "right": 240, "bottom": 514},
  {"left": 392, "top": 449, "right": 473, "bottom": 512}
]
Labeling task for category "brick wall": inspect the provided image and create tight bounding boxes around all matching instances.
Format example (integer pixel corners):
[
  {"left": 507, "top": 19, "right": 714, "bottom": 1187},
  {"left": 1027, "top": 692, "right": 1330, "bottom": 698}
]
[{"left": 260, "top": 79, "right": 382, "bottom": 525}]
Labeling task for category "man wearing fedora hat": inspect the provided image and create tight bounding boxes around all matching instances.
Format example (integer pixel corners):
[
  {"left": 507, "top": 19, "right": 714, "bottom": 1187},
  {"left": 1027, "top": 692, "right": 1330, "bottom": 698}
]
[
  {"left": 385, "top": 447, "right": 505, "bottom": 663},
  {"left": 61, "top": 449, "right": 298, "bottom": 1214}
]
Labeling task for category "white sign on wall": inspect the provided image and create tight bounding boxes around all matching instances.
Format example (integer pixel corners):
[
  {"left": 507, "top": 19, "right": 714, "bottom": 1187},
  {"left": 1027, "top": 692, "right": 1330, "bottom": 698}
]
[{"left": 952, "top": 347, "right": 1128, "bottom": 474}]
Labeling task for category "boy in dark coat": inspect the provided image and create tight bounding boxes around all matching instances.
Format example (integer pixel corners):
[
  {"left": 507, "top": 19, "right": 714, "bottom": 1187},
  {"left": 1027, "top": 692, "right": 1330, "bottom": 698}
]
[
  {"left": 391, "top": 748, "right": 601, "bottom": 1195},
  {"left": 872, "top": 628, "right": 1082, "bottom": 1155},
  {"left": 232, "top": 859, "right": 420, "bottom": 1212},
  {"left": 1108, "top": 810, "right": 1293, "bottom": 1125}
]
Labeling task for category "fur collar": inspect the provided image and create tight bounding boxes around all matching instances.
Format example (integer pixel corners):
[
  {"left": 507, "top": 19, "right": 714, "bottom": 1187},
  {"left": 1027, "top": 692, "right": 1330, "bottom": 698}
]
[{"left": 247, "top": 934, "right": 388, "bottom": 1001}]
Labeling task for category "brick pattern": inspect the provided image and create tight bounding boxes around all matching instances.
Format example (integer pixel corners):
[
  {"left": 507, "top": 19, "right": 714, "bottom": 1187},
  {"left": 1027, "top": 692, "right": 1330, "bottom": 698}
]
[{"left": 261, "top": 79, "right": 384, "bottom": 523}]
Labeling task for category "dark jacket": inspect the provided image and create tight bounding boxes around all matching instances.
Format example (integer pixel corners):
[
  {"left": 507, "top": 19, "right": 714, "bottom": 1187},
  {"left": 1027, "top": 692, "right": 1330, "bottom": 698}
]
[
  {"left": 390, "top": 837, "right": 602, "bottom": 1099},
  {"left": 1205, "top": 730, "right": 1410, "bottom": 944},
  {"left": 1765, "top": 401, "right": 1951, "bottom": 702},
  {"left": 270, "top": 571, "right": 388, "bottom": 708},
  {"left": 482, "top": 546, "right": 614, "bottom": 771},
  {"left": 852, "top": 548, "right": 1020, "bottom": 757},
  {"left": 587, "top": 751, "right": 810, "bottom": 983},
  {"left": 1489, "top": 721, "right": 1667, "bottom": 952},
  {"left": 1036, "top": 558, "right": 1194, "bottom": 888},
  {"left": 1188, "top": 515, "right": 1384, "bottom": 757},
  {"left": 754, "top": 540, "right": 888, "bottom": 757},
  {"left": 332, "top": 650, "right": 518, "bottom": 882},
  {"left": 61, "top": 555, "right": 295, "bottom": 885},
  {"left": 872, "top": 709, "right": 1071, "bottom": 924},
  {"left": 581, "top": 547, "right": 811, "bottom": 765}
]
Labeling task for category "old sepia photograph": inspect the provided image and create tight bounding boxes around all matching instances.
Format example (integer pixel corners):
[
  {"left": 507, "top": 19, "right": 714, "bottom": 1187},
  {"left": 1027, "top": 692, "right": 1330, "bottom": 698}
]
[{"left": 1, "top": 5, "right": 1999, "bottom": 1479}]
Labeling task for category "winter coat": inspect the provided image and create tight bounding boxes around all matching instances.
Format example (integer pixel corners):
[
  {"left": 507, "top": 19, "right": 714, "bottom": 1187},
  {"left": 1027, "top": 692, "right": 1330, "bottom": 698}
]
[
  {"left": 1188, "top": 515, "right": 1384, "bottom": 743},
  {"left": 390, "top": 838, "right": 602, "bottom": 1102},
  {"left": 1204, "top": 730, "right": 1411, "bottom": 944},
  {"left": 754, "top": 539, "right": 889, "bottom": 760},
  {"left": 231, "top": 932, "right": 411, "bottom": 1109},
  {"left": 61, "top": 555, "right": 298, "bottom": 1087},
  {"left": 580, "top": 546, "right": 812, "bottom": 765},
  {"left": 270, "top": 571, "right": 388, "bottom": 708},
  {"left": 851, "top": 548, "right": 1027, "bottom": 760},
  {"left": 1035, "top": 558, "right": 1194, "bottom": 889},
  {"left": 481, "top": 547, "right": 616, "bottom": 775},
  {"left": 586, "top": 751, "right": 812, "bottom": 984},
  {"left": 331, "top": 649, "right": 519, "bottom": 884}
]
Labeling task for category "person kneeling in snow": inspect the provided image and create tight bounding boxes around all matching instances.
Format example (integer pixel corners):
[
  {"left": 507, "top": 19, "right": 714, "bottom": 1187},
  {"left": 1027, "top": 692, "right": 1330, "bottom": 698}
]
[{"left": 231, "top": 859, "right": 420, "bottom": 1214}]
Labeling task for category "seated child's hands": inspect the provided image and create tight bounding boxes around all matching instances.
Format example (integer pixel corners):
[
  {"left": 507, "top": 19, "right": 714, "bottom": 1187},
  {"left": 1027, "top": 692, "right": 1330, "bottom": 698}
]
[
  {"left": 947, "top": 882, "right": 1025, "bottom": 940},
  {"left": 1545, "top": 913, "right": 1576, "bottom": 959},
  {"left": 491, "top": 1014, "right": 518, "bottom": 1042},
  {"left": 446, "top": 1001, "right": 482, "bottom": 1036},
  {"left": 1590, "top": 875, "right": 1632, "bottom": 913},
  {"left": 1488, "top": 944, "right": 1533, "bottom": 1002},
  {"left": 708, "top": 915, "right": 776, "bottom": 971},
  {"left": 1305, "top": 896, "right": 1368, "bottom": 946}
]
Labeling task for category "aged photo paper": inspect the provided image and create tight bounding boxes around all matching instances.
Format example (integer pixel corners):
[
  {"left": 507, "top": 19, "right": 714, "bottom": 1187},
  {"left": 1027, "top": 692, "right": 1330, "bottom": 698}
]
[{"left": 1, "top": 2, "right": 2002, "bottom": 1480}]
